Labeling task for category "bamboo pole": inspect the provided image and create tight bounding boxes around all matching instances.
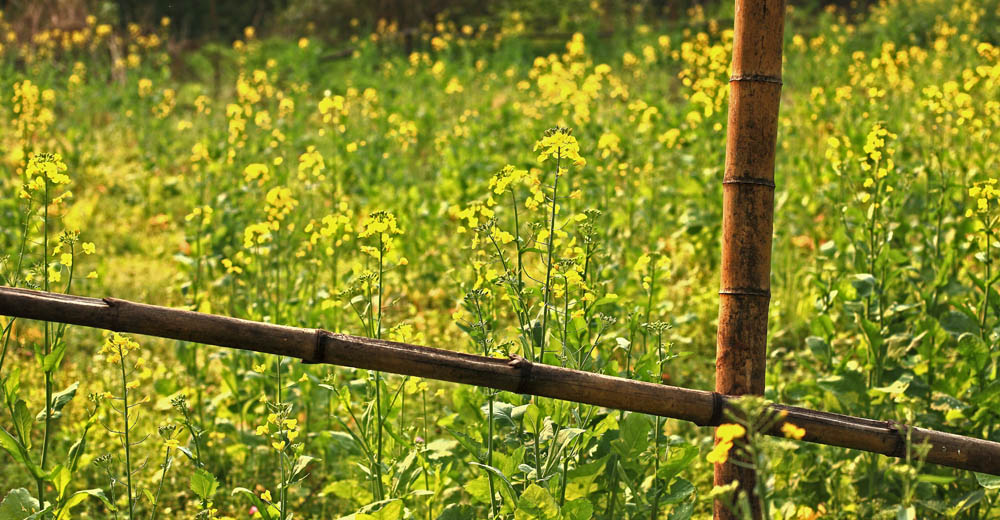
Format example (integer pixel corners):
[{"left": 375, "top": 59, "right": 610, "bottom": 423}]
[
  {"left": 1, "top": 286, "right": 998, "bottom": 477},
  {"left": 715, "top": 0, "right": 786, "bottom": 517}
]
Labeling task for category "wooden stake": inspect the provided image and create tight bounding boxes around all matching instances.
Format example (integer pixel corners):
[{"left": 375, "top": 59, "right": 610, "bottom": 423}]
[
  {"left": 715, "top": 1, "right": 786, "bottom": 518},
  {"left": 1, "top": 286, "right": 999, "bottom": 476}
]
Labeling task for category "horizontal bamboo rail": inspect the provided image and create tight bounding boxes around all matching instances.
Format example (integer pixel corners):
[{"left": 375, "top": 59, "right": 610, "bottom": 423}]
[{"left": 1, "top": 286, "right": 998, "bottom": 476}]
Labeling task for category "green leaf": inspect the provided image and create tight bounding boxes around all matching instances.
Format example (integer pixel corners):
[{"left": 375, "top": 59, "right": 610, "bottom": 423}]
[
  {"left": 232, "top": 488, "right": 272, "bottom": 520},
  {"left": 667, "top": 503, "right": 695, "bottom": 520},
  {"left": 463, "top": 475, "right": 492, "bottom": 504},
  {"left": 470, "top": 462, "right": 517, "bottom": 506},
  {"left": 368, "top": 499, "right": 403, "bottom": 520},
  {"left": 47, "top": 464, "right": 71, "bottom": 500},
  {"left": 190, "top": 468, "right": 219, "bottom": 501},
  {"left": 515, "top": 484, "right": 559, "bottom": 520},
  {"left": 55, "top": 489, "right": 113, "bottom": 520},
  {"left": 805, "top": 336, "right": 830, "bottom": 361},
  {"left": 850, "top": 273, "right": 876, "bottom": 299},
  {"left": 2, "top": 367, "right": 22, "bottom": 406},
  {"left": 522, "top": 404, "right": 542, "bottom": 435},
  {"left": 13, "top": 400, "right": 33, "bottom": 450},
  {"left": 612, "top": 413, "right": 650, "bottom": 459},
  {"left": 289, "top": 455, "right": 319, "bottom": 484},
  {"left": 35, "top": 384, "right": 77, "bottom": 422},
  {"left": 42, "top": 341, "right": 68, "bottom": 373},
  {"left": 941, "top": 311, "right": 979, "bottom": 337},
  {"left": 0, "top": 488, "right": 40, "bottom": 520},
  {"left": 975, "top": 472, "right": 1000, "bottom": 489},
  {"left": 560, "top": 498, "right": 593, "bottom": 520},
  {"left": 49, "top": 382, "right": 79, "bottom": 420},
  {"left": 0, "top": 427, "right": 43, "bottom": 480},
  {"left": 662, "top": 478, "right": 695, "bottom": 505},
  {"left": 437, "top": 504, "right": 476, "bottom": 520},
  {"left": 895, "top": 505, "right": 916, "bottom": 520}
]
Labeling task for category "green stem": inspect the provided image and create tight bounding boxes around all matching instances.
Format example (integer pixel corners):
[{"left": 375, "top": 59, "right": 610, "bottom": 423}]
[
  {"left": 540, "top": 153, "right": 561, "bottom": 362},
  {"left": 40, "top": 178, "right": 52, "bottom": 505},
  {"left": 119, "top": 351, "right": 135, "bottom": 519}
]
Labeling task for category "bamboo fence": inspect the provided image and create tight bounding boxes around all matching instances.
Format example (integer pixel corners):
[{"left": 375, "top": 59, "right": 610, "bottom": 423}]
[
  {"left": 715, "top": 0, "right": 786, "bottom": 517},
  {"left": 1, "top": 286, "right": 997, "bottom": 479}
]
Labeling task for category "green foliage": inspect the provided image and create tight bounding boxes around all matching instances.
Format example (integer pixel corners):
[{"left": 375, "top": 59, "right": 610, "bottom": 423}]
[{"left": 1, "top": 0, "right": 1000, "bottom": 518}]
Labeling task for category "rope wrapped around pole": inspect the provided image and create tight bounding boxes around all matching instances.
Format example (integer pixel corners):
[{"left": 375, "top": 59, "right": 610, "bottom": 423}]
[{"left": 0, "top": 286, "right": 998, "bottom": 476}]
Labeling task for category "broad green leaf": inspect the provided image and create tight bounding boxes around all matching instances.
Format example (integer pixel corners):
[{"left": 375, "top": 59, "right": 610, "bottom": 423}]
[
  {"left": 975, "top": 472, "right": 1000, "bottom": 489},
  {"left": 290, "top": 455, "right": 318, "bottom": 484},
  {"left": 47, "top": 464, "right": 71, "bottom": 500},
  {"left": 13, "top": 400, "right": 32, "bottom": 450},
  {"left": 668, "top": 502, "right": 695, "bottom": 520},
  {"left": 515, "top": 484, "right": 559, "bottom": 520},
  {"left": 369, "top": 499, "right": 403, "bottom": 520},
  {"left": 56, "top": 489, "right": 113, "bottom": 520},
  {"left": 895, "top": 505, "right": 916, "bottom": 520},
  {"left": 0, "top": 427, "right": 43, "bottom": 479},
  {"left": 613, "top": 413, "right": 650, "bottom": 459},
  {"left": 662, "top": 478, "right": 695, "bottom": 505},
  {"left": 48, "top": 382, "right": 79, "bottom": 420},
  {"left": 36, "top": 382, "right": 79, "bottom": 421},
  {"left": 190, "top": 468, "right": 219, "bottom": 501},
  {"left": 522, "top": 404, "right": 542, "bottom": 435},
  {"left": 437, "top": 504, "right": 476, "bottom": 519},
  {"left": 850, "top": 273, "right": 876, "bottom": 299},
  {"left": 941, "top": 311, "right": 979, "bottom": 337},
  {"left": 560, "top": 498, "right": 593, "bottom": 520},
  {"left": 2, "top": 368, "right": 21, "bottom": 406},
  {"left": 463, "top": 475, "right": 492, "bottom": 504},
  {"left": 0, "top": 488, "right": 39, "bottom": 520}
]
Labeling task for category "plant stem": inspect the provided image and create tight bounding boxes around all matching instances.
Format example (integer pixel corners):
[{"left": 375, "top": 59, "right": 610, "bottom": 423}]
[
  {"left": 540, "top": 154, "right": 561, "bottom": 362},
  {"left": 40, "top": 178, "right": 52, "bottom": 505},
  {"left": 119, "top": 351, "right": 135, "bottom": 519}
]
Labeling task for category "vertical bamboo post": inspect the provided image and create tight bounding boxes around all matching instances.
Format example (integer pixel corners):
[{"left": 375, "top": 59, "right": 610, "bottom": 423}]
[{"left": 714, "top": 1, "right": 785, "bottom": 519}]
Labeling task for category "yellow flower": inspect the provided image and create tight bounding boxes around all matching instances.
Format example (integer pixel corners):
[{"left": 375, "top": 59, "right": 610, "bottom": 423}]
[
  {"left": 534, "top": 127, "right": 586, "bottom": 167},
  {"left": 256, "top": 425, "right": 269, "bottom": 436},
  {"left": 81, "top": 242, "right": 96, "bottom": 254},
  {"left": 261, "top": 490, "right": 272, "bottom": 503},
  {"left": 243, "top": 163, "right": 269, "bottom": 185},
  {"left": 138, "top": 78, "right": 152, "bottom": 97},
  {"left": 706, "top": 440, "right": 734, "bottom": 464},
  {"left": 716, "top": 423, "right": 746, "bottom": 442},
  {"left": 781, "top": 422, "right": 806, "bottom": 440},
  {"left": 27, "top": 153, "right": 70, "bottom": 185},
  {"left": 272, "top": 440, "right": 286, "bottom": 451}
]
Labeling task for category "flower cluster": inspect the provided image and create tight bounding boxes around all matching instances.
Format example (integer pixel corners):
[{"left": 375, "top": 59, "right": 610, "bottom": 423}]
[
  {"left": 706, "top": 423, "right": 745, "bottom": 464},
  {"left": 534, "top": 126, "right": 586, "bottom": 167}
]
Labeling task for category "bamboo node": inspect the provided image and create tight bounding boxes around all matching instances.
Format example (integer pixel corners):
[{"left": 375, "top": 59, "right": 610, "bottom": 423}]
[
  {"left": 508, "top": 354, "right": 533, "bottom": 393},
  {"left": 702, "top": 391, "right": 726, "bottom": 426},
  {"left": 729, "top": 74, "right": 782, "bottom": 85},
  {"left": 302, "top": 329, "right": 329, "bottom": 364},
  {"left": 719, "top": 288, "right": 771, "bottom": 298},
  {"left": 722, "top": 177, "right": 776, "bottom": 188}
]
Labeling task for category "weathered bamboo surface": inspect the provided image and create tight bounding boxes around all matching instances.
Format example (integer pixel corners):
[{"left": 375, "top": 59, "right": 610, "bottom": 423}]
[
  {"left": 715, "top": 0, "right": 787, "bottom": 516},
  {"left": 1, "top": 286, "right": 999, "bottom": 476}
]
